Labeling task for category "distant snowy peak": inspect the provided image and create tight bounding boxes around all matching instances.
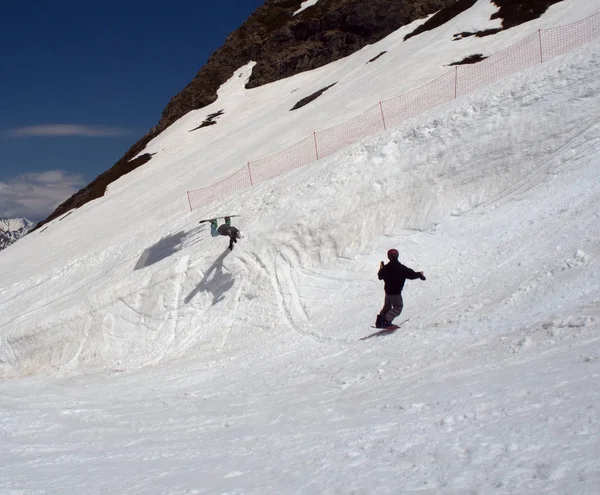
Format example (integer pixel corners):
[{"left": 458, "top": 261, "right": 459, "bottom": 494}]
[
  {"left": 0, "top": 217, "right": 33, "bottom": 231},
  {"left": 0, "top": 218, "right": 34, "bottom": 251}
]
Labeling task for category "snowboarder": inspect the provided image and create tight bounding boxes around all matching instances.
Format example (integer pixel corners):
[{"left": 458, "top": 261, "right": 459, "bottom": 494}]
[
  {"left": 375, "top": 248, "right": 426, "bottom": 328},
  {"left": 210, "top": 216, "right": 242, "bottom": 250}
]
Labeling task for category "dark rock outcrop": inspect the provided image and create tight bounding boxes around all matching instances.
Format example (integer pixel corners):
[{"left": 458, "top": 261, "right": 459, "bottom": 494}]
[
  {"left": 453, "top": 28, "right": 502, "bottom": 40},
  {"left": 367, "top": 51, "right": 387, "bottom": 63},
  {"left": 190, "top": 110, "right": 225, "bottom": 131},
  {"left": 448, "top": 53, "right": 488, "bottom": 65},
  {"left": 291, "top": 82, "right": 337, "bottom": 111},
  {"left": 405, "top": 0, "right": 564, "bottom": 41},
  {"left": 405, "top": 0, "right": 478, "bottom": 41},
  {"left": 492, "top": 0, "right": 565, "bottom": 29}
]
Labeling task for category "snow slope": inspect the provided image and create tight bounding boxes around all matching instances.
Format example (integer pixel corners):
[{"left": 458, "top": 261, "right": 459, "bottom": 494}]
[{"left": 1, "top": 1, "right": 600, "bottom": 493}]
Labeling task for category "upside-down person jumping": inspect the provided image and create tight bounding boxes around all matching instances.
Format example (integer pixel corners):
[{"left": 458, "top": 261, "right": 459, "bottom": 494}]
[{"left": 210, "top": 216, "right": 242, "bottom": 251}]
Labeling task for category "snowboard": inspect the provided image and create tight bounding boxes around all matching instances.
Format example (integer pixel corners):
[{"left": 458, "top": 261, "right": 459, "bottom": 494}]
[
  {"left": 198, "top": 215, "right": 239, "bottom": 224},
  {"left": 370, "top": 324, "right": 399, "bottom": 330},
  {"left": 360, "top": 318, "right": 410, "bottom": 340}
]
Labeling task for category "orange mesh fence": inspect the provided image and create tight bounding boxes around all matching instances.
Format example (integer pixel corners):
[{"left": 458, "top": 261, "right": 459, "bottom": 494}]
[
  {"left": 456, "top": 33, "right": 542, "bottom": 97},
  {"left": 315, "top": 105, "right": 386, "bottom": 158},
  {"left": 249, "top": 135, "right": 317, "bottom": 186},
  {"left": 541, "top": 11, "right": 600, "bottom": 61},
  {"left": 187, "top": 11, "right": 600, "bottom": 211},
  {"left": 187, "top": 165, "right": 252, "bottom": 211},
  {"left": 382, "top": 70, "right": 456, "bottom": 128}
]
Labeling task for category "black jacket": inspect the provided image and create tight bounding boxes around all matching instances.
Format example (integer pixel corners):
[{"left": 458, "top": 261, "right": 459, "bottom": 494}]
[
  {"left": 378, "top": 260, "right": 421, "bottom": 295},
  {"left": 218, "top": 224, "right": 239, "bottom": 239}
]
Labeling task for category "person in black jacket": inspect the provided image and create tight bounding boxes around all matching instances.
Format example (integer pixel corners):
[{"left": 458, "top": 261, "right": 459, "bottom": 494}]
[
  {"left": 375, "top": 248, "right": 425, "bottom": 328},
  {"left": 210, "top": 217, "right": 242, "bottom": 250}
]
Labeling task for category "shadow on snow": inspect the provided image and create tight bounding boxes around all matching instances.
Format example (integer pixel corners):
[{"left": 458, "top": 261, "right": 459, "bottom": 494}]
[
  {"left": 359, "top": 328, "right": 400, "bottom": 340},
  {"left": 134, "top": 227, "right": 205, "bottom": 270},
  {"left": 184, "top": 249, "right": 235, "bottom": 305}
]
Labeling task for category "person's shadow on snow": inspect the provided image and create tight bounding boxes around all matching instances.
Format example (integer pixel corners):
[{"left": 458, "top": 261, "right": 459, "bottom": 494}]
[
  {"left": 184, "top": 249, "right": 235, "bottom": 305},
  {"left": 134, "top": 227, "right": 205, "bottom": 270},
  {"left": 359, "top": 328, "right": 399, "bottom": 340}
]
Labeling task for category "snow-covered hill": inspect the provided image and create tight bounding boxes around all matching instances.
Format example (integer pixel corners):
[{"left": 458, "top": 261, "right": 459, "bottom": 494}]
[
  {"left": 1, "top": 1, "right": 600, "bottom": 493},
  {"left": 0, "top": 217, "right": 34, "bottom": 251}
]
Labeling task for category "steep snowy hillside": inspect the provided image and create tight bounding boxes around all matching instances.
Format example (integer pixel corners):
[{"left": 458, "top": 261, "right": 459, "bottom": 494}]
[
  {"left": 1, "top": 1, "right": 600, "bottom": 493},
  {"left": 0, "top": 218, "right": 34, "bottom": 251}
]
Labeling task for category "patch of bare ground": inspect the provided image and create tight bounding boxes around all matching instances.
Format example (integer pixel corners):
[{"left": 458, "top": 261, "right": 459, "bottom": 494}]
[
  {"left": 290, "top": 83, "right": 337, "bottom": 111},
  {"left": 405, "top": 0, "right": 478, "bottom": 41},
  {"left": 452, "top": 0, "right": 565, "bottom": 40},
  {"left": 491, "top": 0, "right": 565, "bottom": 30},
  {"left": 453, "top": 28, "right": 502, "bottom": 40},
  {"left": 448, "top": 53, "right": 488, "bottom": 65},
  {"left": 367, "top": 51, "right": 387, "bottom": 63},
  {"left": 190, "top": 110, "right": 225, "bottom": 131},
  {"left": 405, "top": 0, "right": 565, "bottom": 44}
]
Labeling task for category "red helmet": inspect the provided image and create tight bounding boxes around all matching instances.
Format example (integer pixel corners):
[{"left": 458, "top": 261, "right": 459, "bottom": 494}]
[{"left": 387, "top": 248, "right": 399, "bottom": 260}]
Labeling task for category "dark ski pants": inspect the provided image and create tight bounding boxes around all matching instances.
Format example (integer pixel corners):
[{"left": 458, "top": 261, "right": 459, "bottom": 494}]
[{"left": 380, "top": 293, "right": 404, "bottom": 324}]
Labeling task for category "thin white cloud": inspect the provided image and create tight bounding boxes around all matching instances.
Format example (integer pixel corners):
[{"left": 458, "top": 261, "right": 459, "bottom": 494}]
[
  {"left": 7, "top": 124, "right": 131, "bottom": 138},
  {"left": 0, "top": 171, "right": 85, "bottom": 221}
]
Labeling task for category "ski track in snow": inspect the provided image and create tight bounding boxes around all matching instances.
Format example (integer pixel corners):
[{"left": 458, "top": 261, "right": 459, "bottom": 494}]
[{"left": 2, "top": 2, "right": 600, "bottom": 493}]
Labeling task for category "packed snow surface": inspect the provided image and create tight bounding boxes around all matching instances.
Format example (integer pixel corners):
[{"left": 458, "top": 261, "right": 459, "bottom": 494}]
[{"left": 1, "top": 1, "right": 600, "bottom": 493}]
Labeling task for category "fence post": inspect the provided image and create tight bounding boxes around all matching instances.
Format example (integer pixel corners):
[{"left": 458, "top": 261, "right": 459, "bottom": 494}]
[
  {"left": 379, "top": 101, "right": 387, "bottom": 131},
  {"left": 538, "top": 29, "right": 544, "bottom": 63},
  {"left": 313, "top": 132, "right": 319, "bottom": 160},
  {"left": 186, "top": 191, "right": 193, "bottom": 212},
  {"left": 247, "top": 161, "right": 253, "bottom": 186},
  {"left": 454, "top": 66, "right": 458, "bottom": 98}
]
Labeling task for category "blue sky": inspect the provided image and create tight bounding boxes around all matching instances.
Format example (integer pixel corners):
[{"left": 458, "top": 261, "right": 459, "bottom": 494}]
[{"left": 0, "top": 0, "right": 264, "bottom": 221}]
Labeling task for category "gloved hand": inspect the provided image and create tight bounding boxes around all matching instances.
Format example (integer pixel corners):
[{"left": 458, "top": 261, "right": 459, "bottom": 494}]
[{"left": 419, "top": 271, "right": 426, "bottom": 281}]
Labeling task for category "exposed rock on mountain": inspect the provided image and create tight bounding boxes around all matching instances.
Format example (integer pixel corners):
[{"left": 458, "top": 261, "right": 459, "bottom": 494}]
[
  {"left": 367, "top": 51, "right": 387, "bottom": 63},
  {"left": 449, "top": 53, "right": 488, "bottom": 65},
  {"left": 492, "top": 0, "right": 565, "bottom": 29},
  {"left": 446, "top": 0, "right": 564, "bottom": 40},
  {"left": 291, "top": 82, "right": 337, "bottom": 111},
  {"left": 190, "top": 110, "right": 225, "bottom": 131},
  {"left": 405, "top": 0, "right": 564, "bottom": 40},
  {"left": 404, "top": 0, "right": 477, "bottom": 41}
]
